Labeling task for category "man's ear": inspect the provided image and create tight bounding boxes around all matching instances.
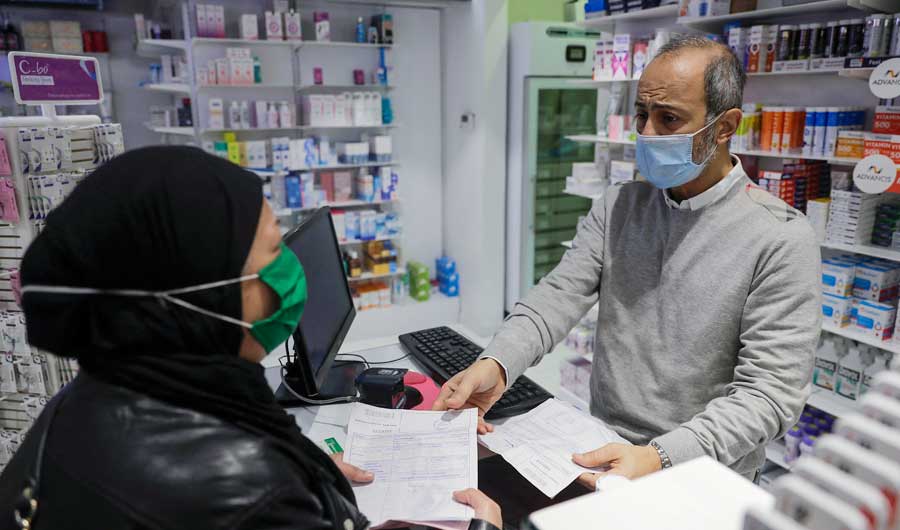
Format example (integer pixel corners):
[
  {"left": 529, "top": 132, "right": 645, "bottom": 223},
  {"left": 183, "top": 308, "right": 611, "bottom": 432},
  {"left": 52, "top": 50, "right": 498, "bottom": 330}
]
[{"left": 717, "top": 108, "right": 742, "bottom": 145}]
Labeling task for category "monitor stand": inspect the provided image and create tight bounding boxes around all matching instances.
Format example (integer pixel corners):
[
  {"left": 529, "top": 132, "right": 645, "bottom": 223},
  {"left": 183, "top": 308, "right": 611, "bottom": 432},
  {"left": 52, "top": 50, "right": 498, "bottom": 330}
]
[{"left": 275, "top": 360, "right": 367, "bottom": 408}]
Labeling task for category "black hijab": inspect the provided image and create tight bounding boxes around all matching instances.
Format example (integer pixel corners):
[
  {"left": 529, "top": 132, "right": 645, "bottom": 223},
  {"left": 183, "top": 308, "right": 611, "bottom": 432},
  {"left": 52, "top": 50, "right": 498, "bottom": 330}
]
[{"left": 20, "top": 146, "right": 354, "bottom": 503}]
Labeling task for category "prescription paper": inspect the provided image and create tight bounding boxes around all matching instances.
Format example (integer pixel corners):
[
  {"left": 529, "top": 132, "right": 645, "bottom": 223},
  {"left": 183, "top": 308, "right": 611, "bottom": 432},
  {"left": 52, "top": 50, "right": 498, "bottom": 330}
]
[
  {"left": 479, "top": 398, "right": 630, "bottom": 498},
  {"left": 344, "top": 403, "right": 478, "bottom": 528}
]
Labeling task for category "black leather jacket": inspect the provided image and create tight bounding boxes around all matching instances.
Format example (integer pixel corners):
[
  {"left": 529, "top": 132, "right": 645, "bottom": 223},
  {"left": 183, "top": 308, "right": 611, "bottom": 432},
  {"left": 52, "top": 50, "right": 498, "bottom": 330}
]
[
  {"left": 0, "top": 374, "right": 502, "bottom": 530},
  {"left": 0, "top": 373, "right": 369, "bottom": 530}
]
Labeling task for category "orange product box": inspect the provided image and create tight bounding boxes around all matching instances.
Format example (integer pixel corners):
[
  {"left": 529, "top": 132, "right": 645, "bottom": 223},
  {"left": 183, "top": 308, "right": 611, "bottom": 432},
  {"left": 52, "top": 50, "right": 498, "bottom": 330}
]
[
  {"left": 873, "top": 106, "right": 900, "bottom": 135},
  {"left": 835, "top": 131, "right": 865, "bottom": 159},
  {"left": 780, "top": 108, "right": 796, "bottom": 153},
  {"left": 863, "top": 133, "right": 900, "bottom": 164}
]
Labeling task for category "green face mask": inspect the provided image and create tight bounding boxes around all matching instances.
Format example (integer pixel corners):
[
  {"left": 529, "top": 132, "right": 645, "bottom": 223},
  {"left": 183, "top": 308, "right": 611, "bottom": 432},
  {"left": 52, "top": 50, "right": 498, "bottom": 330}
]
[{"left": 249, "top": 242, "right": 308, "bottom": 353}]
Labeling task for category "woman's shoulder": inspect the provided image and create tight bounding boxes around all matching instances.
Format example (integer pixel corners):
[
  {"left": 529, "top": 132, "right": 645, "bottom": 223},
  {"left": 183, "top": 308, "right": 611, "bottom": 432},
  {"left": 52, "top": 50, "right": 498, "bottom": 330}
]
[{"left": 43, "top": 374, "right": 320, "bottom": 529}]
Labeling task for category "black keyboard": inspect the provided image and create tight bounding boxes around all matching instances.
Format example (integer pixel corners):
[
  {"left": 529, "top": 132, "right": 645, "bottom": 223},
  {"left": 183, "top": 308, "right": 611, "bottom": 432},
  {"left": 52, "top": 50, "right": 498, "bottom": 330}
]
[{"left": 399, "top": 326, "right": 553, "bottom": 420}]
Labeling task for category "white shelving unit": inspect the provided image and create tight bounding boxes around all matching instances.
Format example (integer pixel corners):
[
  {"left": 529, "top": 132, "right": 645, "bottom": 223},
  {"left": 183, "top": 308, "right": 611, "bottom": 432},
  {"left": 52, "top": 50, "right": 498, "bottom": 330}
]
[
  {"left": 676, "top": 0, "right": 894, "bottom": 32},
  {"left": 145, "top": 125, "right": 195, "bottom": 136},
  {"left": 274, "top": 199, "right": 398, "bottom": 216},
  {"left": 821, "top": 322, "right": 900, "bottom": 356},
  {"left": 136, "top": 38, "right": 188, "bottom": 58},
  {"left": 821, "top": 241, "right": 900, "bottom": 262},
  {"left": 296, "top": 84, "right": 395, "bottom": 93},
  {"left": 567, "top": 134, "right": 635, "bottom": 145},
  {"left": 581, "top": 4, "right": 680, "bottom": 28},
  {"left": 731, "top": 148, "right": 861, "bottom": 166},
  {"left": 839, "top": 67, "right": 875, "bottom": 80},
  {"left": 806, "top": 386, "right": 861, "bottom": 418},
  {"left": 198, "top": 84, "right": 295, "bottom": 90},
  {"left": 143, "top": 83, "right": 191, "bottom": 95},
  {"left": 564, "top": 188, "right": 605, "bottom": 200},
  {"left": 340, "top": 235, "right": 399, "bottom": 246}
]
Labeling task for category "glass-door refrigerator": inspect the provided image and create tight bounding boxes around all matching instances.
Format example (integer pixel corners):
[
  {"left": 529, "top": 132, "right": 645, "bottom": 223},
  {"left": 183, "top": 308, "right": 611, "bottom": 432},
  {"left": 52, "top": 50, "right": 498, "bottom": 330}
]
[{"left": 506, "top": 22, "right": 608, "bottom": 312}]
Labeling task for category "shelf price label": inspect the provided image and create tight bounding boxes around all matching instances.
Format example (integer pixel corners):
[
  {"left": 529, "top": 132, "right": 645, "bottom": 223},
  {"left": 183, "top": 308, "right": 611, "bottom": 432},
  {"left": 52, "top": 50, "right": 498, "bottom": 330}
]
[
  {"left": 869, "top": 57, "right": 900, "bottom": 100},
  {"left": 8, "top": 52, "right": 104, "bottom": 105},
  {"left": 853, "top": 154, "right": 898, "bottom": 194}
]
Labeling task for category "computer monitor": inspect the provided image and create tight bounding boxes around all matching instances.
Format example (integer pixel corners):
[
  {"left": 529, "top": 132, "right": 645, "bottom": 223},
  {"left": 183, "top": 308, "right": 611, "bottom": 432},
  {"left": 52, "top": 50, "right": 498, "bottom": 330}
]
[{"left": 275, "top": 207, "right": 363, "bottom": 406}]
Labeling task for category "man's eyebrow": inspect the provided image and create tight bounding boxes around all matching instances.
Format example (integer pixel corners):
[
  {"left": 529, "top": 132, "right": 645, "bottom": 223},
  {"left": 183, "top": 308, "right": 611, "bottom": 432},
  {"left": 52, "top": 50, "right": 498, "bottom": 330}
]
[{"left": 634, "top": 101, "right": 687, "bottom": 113}]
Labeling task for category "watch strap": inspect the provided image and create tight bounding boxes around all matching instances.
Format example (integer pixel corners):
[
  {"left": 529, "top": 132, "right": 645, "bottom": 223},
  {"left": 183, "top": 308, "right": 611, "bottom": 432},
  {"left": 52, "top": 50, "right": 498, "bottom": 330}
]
[{"left": 649, "top": 440, "right": 673, "bottom": 470}]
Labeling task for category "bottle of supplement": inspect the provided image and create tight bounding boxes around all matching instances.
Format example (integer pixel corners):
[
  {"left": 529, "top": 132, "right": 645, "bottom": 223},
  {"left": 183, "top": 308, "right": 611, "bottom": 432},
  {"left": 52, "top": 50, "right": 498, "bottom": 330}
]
[
  {"left": 861, "top": 352, "right": 889, "bottom": 396},
  {"left": 799, "top": 434, "right": 818, "bottom": 457},
  {"left": 356, "top": 17, "right": 366, "bottom": 43},
  {"left": 253, "top": 56, "right": 262, "bottom": 84},
  {"left": 229, "top": 101, "right": 241, "bottom": 129},
  {"left": 836, "top": 20, "right": 851, "bottom": 57},
  {"left": 836, "top": 343, "right": 864, "bottom": 400},
  {"left": 847, "top": 18, "right": 865, "bottom": 57},
  {"left": 785, "top": 425, "right": 804, "bottom": 461},
  {"left": 814, "top": 336, "right": 840, "bottom": 391}
]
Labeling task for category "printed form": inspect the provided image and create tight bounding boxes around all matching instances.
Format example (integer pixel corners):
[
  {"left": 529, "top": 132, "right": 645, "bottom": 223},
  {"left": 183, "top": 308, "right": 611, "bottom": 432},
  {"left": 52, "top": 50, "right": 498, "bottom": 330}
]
[
  {"left": 479, "top": 398, "right": 631, "bottom": 498},
  {"left": 344, "top": 403, "right": 478, "bottom": 528}
]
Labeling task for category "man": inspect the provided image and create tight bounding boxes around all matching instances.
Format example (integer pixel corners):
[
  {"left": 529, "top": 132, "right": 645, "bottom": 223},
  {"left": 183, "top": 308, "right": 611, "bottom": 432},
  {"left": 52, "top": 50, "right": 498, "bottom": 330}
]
[{"left": 434, "top": 35, "right": 821, "bottom": 487}]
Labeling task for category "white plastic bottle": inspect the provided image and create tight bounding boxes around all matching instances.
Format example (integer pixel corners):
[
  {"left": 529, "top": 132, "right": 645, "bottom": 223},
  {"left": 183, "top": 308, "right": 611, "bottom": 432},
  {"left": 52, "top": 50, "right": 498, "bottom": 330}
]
[
  {"left": 836, "top": 344, "right": 865, "bottom": 400},
  {"left": 240, "top": 101, "right": 250, "bottom": 130},
  {"left": 229, "top": 101, "right": 242, "bottom": 129},
  {"left": 267, "top": 103, "right": 280, "bottom": 129},
  {"left": 279, "top": 102, "right": 292, "bottom": 129},
  {"left": 861, "top": 352, "right": 888, "bottom": 396},
  {"left": 814, "top": 336, "right": 840, "bottom": 392}
]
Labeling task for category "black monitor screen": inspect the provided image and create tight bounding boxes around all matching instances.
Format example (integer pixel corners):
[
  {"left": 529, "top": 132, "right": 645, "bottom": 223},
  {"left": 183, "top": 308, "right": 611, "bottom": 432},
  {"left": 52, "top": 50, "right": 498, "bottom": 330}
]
[{"left": 284, "top": 208, "right": 355, "bottom": 389}]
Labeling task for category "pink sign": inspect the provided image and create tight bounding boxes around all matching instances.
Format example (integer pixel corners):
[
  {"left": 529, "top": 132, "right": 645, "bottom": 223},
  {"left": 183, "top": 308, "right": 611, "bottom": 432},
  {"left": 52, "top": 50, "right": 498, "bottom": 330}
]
[{"left": 8, "top": 52, "right": 103, "bottom": 105}]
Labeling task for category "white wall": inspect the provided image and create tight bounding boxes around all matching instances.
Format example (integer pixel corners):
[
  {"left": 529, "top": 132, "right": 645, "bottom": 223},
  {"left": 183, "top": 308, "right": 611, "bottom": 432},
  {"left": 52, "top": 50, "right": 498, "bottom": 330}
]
[{"left": 441, "top": 0, "right": 508, "bottom": 336}]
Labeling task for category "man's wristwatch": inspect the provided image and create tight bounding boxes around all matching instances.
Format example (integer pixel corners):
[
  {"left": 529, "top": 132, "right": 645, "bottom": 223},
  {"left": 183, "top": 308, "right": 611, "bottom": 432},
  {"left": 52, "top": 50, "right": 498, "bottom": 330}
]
[{"left": 649, "top": 440, "right": 673, "bottom": 470}]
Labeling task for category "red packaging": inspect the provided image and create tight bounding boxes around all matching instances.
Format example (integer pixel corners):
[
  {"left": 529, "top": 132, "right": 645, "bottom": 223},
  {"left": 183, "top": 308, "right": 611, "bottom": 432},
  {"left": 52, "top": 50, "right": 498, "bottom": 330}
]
[
  {"left": 320, "top": 171, "right": 335, "bottom": 202},
  {"left": 92, "top": 31, "right": 108, "bottom": 53},
  {"left": 873, "top": 106, "right": 900, "bottom": 135},
  {"left": 82, "top": 31, "right": 93, "bottom": 52}
]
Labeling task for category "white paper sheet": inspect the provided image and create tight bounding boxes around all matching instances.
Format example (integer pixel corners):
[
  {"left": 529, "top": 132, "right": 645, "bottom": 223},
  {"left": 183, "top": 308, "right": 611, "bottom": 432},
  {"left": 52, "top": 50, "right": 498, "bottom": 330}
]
[
  {"left": 479, "top": 398, "right": 631, "bottom": 498},
  {"left": 344, "top": 403, "right": 478, "bottom": 527}
]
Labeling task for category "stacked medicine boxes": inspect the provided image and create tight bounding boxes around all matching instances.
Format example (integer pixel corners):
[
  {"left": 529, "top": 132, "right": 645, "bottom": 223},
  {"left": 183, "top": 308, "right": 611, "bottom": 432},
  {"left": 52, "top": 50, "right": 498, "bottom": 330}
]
[
  {"left": 825, "top": 191, "right": 880, "bottom": 246},
  {"left": 408, "top": 261, "right": 430, "bottom": 302},
  {"left": 435, "top": 256, "right": 459, "bottom": 298},
  {"left": 821, "top": 254, "right": 900, "bottom": 342}
]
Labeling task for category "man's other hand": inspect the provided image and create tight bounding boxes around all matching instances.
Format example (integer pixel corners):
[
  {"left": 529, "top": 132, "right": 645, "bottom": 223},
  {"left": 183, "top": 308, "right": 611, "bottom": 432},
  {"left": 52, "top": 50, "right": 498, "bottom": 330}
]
[
  {"left": 431, "top": 358, "right": 507, "bottom": 434},
  {"left": 453, "top": 488, "right": 502, "bottom": 529},
  {"left": 572, "top": 443, "right": 662, "bottom": 489}
]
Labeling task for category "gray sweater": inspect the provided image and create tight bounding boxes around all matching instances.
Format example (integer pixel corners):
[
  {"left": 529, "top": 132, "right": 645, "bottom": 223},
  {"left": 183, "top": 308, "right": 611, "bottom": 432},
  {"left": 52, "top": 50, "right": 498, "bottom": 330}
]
[{"left": 483, "top": 167, "right": 821, "bottom": 476}]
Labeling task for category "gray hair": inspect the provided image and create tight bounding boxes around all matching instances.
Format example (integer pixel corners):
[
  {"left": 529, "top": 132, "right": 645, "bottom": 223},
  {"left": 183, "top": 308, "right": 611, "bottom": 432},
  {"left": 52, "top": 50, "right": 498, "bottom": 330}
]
[{"left": 654, "top": 35, "right": 746, "bottom": 120}]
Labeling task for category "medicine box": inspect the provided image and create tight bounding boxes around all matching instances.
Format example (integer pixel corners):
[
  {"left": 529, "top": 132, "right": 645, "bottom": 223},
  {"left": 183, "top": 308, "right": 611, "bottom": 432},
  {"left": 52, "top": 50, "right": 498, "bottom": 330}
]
[
  {"left": 822, "top": 260, "right": 855, "bottom": 297},
  {"left": 857, "top": 301, "right": 897, "bottom": 341},
  {"left": 853, "top": 263, "right": 897, "bottom": 302},
  {"left": 874, "top": 106, "right": 900, "bottom": 135},
  {"left": 611, "top": 34, "right": 632, "bottom": 81},
  {"left": 746, "top": 27, "right": 766, "bottom": 73},
  {"left": 240, "top": 15, "right": 258, "bottom": 40},
  {"left": 835, "top": 131, "right": 865, "bottom": 159},
  {"left": 822, "top": 293, "right": 852, "bottom": 328}
]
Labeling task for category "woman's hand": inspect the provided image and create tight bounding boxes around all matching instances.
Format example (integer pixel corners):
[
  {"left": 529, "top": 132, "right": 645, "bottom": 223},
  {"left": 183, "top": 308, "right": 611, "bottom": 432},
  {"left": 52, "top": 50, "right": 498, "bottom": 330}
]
[
  {"left": 453, "top": 488, "right": 502, "bottom": 529},
  {"left": 329, "top": 452, "right": 374, "bottom": 484}
]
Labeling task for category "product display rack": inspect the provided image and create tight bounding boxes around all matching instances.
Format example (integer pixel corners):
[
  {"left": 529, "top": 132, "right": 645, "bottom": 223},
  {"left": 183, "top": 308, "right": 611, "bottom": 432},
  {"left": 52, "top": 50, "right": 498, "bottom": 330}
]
[
  {"left": 134, "top": 3, "right": 438, "bottom": 328},
  {"left": 0, "top": 110, "right": 125, "bottom": 446}
]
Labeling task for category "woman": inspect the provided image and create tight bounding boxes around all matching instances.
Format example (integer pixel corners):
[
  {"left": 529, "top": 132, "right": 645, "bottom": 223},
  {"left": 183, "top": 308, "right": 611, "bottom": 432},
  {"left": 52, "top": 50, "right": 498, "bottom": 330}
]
[{"left": 0, "top": 147, "right": 502, "bottom": 530}]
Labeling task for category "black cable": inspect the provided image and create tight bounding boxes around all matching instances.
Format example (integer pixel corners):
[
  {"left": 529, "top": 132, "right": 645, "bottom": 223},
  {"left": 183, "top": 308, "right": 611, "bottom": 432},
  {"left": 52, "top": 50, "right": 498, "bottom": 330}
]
[
  {"left": 335, "top": 352, "right": 411, "bottom": 366},
  {"left": 333, "top": 353, "right": 370, "bottom": 368}
]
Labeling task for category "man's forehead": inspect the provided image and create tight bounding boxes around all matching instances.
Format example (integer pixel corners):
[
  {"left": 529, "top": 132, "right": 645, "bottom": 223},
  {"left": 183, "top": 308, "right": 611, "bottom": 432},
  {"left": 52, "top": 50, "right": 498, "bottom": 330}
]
[{"left": 636, "top": 51, "right": 709, "bottom": 109}]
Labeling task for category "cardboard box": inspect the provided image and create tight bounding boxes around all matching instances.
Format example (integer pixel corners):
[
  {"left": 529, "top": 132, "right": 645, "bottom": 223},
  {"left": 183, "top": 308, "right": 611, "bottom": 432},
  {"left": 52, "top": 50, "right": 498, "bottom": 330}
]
[
  {"left": 49, "top": 20, "right": 81, "bottom": 38},
  {"left": 853, "top": 262, "right": 897, "bottom": 302},
  {"left": 835, "top": 131, "right": 865, "bottom": 159},
  {"left": 746, "top": 27, "right": 766, "bottom": 74},
  {"left": 822, "top": 293, "right": 852, "bottom": 328},
  {"left": 874, "top": 106, "right": 900, "bottom": 135},
  {"left": 240, "top": 15, "right": 259, "bottom": 40},
  {"left": 857, "top": 301, "right": 897, "bottom": 341},
  {"left": 612, "top": 34, "right": 632, "bottom": 81},
  {"left": 265, "top": 11, "right": 284, "bottom": 41},
  {"left": 822, "top": 260, "right": 855, "bottom": 297},
  {"left": 864, "top": 133, "right": 900, "bottom": 164}
]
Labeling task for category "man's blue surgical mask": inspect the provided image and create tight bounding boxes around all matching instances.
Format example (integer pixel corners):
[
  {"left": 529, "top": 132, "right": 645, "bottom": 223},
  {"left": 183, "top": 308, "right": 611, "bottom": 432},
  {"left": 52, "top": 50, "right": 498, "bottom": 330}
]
[{"left": 635, "top": 112, "right": 725, "bottom": 189}]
